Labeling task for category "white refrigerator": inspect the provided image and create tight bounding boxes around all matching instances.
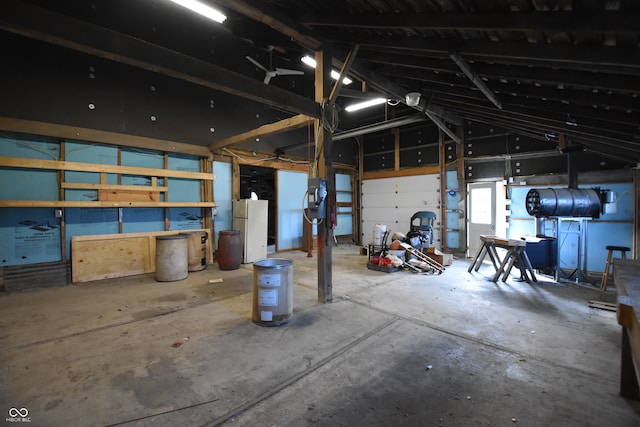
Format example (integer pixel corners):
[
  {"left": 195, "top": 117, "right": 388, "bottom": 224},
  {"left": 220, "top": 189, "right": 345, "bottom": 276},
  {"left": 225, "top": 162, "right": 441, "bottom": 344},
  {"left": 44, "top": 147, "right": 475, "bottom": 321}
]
[{"left": 232, "top": 199, "right": 268, "bottom": 263}]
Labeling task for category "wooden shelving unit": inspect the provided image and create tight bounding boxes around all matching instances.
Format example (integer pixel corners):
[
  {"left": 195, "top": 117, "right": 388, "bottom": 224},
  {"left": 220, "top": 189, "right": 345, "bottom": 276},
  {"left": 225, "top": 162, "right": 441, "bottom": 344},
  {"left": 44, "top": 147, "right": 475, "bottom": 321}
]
[{"left": 0, "top": 155, "right": 215, "bottom": 208}]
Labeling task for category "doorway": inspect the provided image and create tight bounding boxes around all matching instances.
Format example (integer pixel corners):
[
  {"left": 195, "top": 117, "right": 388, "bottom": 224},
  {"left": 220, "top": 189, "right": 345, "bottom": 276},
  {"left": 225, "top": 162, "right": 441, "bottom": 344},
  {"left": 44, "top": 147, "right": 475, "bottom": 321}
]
[
  {"left": 239, "top": 165, "right": 276, "bottom": 246},
  {"left": 467, "top": 181, "right": 506, "bottom": 257}
]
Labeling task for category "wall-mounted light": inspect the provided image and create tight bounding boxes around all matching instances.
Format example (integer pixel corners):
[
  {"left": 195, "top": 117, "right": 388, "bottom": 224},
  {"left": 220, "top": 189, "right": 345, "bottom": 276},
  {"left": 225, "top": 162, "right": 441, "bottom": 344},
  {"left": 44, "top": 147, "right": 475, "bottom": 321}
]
[
  {"left": 344, "top": 98, "right": 387, "bottom": 113},
  {"left": 301, "top": 55, "right": 353, "bottom": 85},
  {"left": 405, "top": 91, "right": 421, "bottom": 107},
  {"left": 169, "top": 0, "right": 227, "bottom": 23}
]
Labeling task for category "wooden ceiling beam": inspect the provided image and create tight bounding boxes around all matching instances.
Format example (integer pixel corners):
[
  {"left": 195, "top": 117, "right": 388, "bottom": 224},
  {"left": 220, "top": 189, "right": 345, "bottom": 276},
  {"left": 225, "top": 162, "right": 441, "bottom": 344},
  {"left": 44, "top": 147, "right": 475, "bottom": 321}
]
[
  {"left": 434, "top": 97, "right": 640, "bottom": 150},
  {"left": 209, "top": 114, "right": 313, "bottom": 150},
  {"left": 302, "top": 11, "right": 640, "bottom": 33},
  {"left": 214, "top": 0, "right": 324, "bottom": 50},
  {"left": 382, "top": 70, "right": 640, "bottom": 114},
  {"left": 338, "top": 36, "right": 640, "bottom": 70},
  {"left": 0, "top": 0, "right": 321, "bottom": 119},
  {"left": 365, "top": 52, "right": 640, "bottom": 93}
]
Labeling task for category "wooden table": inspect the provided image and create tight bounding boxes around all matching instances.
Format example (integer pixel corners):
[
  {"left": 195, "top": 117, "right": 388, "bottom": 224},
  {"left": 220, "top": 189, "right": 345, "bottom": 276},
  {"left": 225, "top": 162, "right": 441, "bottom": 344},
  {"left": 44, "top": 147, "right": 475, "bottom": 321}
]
[
  {"left": 468, "top": 235, "right": 537, "bottom": 283},
  {"left": 614, "top": 259, "right": 640, "bottom": 400}
]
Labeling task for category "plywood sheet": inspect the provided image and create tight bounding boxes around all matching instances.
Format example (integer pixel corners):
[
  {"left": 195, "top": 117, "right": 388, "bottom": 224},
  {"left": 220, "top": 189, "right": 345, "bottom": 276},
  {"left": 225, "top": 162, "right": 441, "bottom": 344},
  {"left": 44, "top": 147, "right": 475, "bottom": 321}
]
[
  {"left": 98, "top": 189, "right": 160, "bottom": 202},
  {"left": 72, "top": 235, "right": 154, "bottom": 282},
  {"left": 71, "top": 230, "right": 210, "bottom": 282}
]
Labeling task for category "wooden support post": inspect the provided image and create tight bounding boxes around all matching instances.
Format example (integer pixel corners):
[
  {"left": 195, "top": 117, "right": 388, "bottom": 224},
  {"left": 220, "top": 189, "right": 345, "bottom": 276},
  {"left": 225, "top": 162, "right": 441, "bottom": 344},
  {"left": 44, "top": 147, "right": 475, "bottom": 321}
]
[
  {"left": 59, "top": 141, "right": 67, "bottom": 262},
  {"left": 439, "top": 129, "right": 447, "bottom": 251},
  {"left": 394, "top": 128, "right": 400, "bottom": 171},
  {"left": 232, "top": 156, "right": 240, "bottom": 201},
  {"left": 315, "top": 48, "right": 332, "bottom": 304},
  {"left": 456, "top": 124, "right": 467, "bottom": 256},
  {"left": 201, "top": 158, "right": 215, "bottom": 264},
  {"left": 163, "top": 153, "right": 169, "bottom": 231},
  {"left": 635, "top": 168, "right": 639, "bottom": 260}
]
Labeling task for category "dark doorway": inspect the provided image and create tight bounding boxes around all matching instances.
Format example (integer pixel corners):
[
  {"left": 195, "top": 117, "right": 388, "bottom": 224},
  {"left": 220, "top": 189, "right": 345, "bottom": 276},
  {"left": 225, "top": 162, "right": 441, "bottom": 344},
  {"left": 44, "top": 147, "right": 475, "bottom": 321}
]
[{"left": 239, "top": 165, "right": 276, "bottom": 246}]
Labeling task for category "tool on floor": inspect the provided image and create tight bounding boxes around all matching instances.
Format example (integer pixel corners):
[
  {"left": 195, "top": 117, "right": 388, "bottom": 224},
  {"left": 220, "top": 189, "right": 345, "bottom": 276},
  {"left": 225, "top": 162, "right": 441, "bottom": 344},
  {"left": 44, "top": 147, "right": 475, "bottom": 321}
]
[{"left": 399, "top": 242, "right": 445, "bottom": 274}]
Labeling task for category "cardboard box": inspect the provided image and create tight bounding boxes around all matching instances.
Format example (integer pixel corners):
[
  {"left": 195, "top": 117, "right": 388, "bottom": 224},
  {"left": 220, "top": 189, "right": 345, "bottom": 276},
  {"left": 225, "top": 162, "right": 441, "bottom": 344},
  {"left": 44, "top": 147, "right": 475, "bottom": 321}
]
[{"left": 424, "top": 247, "right": 453, "bottom": 266}]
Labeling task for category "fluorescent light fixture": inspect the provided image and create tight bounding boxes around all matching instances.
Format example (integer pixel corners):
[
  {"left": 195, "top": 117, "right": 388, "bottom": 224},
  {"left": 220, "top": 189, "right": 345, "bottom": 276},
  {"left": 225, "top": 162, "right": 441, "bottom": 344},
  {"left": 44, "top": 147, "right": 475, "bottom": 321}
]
[
  {"left": 331, "top": 70, "right": 353, "bottom": 85},
  {"left": 169, "top": 0, "right": 227, "bottom": 23},
  {"left": 301, "top": 55, "right": 353, "bottom": 85},
  {"left": 344, "top": 98, "right": 387, "bottom": 112},
  {"left": 301, "top": 55, "right": 316, "bottom": 67}
]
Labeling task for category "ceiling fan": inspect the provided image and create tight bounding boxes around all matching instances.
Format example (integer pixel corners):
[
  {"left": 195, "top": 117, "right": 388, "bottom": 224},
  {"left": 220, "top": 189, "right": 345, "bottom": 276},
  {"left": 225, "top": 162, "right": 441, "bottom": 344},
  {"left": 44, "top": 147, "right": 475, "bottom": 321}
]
[{"left": 245, "top": 46, "right": 303, "bottom": 84}]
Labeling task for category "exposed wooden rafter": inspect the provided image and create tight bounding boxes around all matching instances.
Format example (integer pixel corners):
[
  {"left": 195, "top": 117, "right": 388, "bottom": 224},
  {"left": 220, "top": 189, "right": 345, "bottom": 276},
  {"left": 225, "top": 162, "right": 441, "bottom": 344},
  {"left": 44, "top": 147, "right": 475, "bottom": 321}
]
[
  {"left": 0, "top": 0, "right": 321, "bottom": 119},
  {"left": 302, "top": 11, "right": 640, "bottom": 33}
]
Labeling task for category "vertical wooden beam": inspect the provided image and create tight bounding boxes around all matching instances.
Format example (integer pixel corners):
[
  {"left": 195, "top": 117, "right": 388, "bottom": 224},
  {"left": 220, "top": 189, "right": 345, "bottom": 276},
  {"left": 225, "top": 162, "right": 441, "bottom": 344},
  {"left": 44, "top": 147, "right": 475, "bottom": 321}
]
[
  {"left": 351, "top": 172, "right": 359, "bottom": 246},
  {"left": 163, "top": 153, "right": 169, "bottom": 231},
  {"left": 59, "top": 141, "right": 66, "bottom": 262},
  {"left": 201, "top": 158, "right": 215, "bottom": 264},
  {"left": 394, "top": 128, "right": 400, "bottom": 171},
  {"left": 315, "top": 48, "right": 333, "bottom": 303},
  {"left": 439, "top": 130, "right": 447, "bottom": 251},
  {"left": 456, "top": 124, "right": 467, "bottom": 256},
  {"left": 117, "top": 148, "right": 123, "bottom": 234},
  {"left": 357, "top": 137, "right": 364, "bottom": 247},
  {"left": 634, "top": 167, "right": 639, "bottom": 260},
  {"left": 232, "top": 156, "right": 241, "bottom": 201}
]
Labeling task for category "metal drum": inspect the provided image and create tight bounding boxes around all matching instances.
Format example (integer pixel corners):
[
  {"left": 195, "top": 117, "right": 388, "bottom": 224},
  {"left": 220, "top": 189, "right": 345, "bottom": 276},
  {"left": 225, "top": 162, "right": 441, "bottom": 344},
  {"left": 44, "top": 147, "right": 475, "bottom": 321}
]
[
  {"left": 217, "top": 230, "right": 241, "bottom": 270},
  {"left": 252, "top": 258, "right": 293, "bottom": 326},
  {"left": 180, "top": 231, "right": 208, "bottom": 271},
  {"left": 155, "top": 235, "right": 188, "bottom": 282}
]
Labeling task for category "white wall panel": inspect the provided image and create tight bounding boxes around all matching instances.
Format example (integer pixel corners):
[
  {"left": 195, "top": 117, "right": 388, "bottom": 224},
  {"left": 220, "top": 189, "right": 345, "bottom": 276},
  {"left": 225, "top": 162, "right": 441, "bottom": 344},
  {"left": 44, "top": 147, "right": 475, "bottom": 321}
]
[{"left": 362, "top": 174, "right": 441, "bottom": 247}]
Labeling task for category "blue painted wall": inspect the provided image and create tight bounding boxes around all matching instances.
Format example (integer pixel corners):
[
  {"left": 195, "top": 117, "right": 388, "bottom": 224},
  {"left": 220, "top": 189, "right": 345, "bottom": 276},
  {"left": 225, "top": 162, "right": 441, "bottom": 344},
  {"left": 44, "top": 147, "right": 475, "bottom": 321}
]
[
  {"left": 445, "top": 170, "right": 460, "bottom": 248},
  {"left": 1, "top": 135, "right": 207, "bottom": 266},
  {"left": 212, "top": 161, "right": 232, "bottom": 249},
  {"left": 507, "top": 182, "right": 633, "bottom": 274},
  {"left": 335, "top": 173, "right": 352, "bottom": 236},
  {"left": 277, "top": 170, "right": 307, "bottom": 250}
]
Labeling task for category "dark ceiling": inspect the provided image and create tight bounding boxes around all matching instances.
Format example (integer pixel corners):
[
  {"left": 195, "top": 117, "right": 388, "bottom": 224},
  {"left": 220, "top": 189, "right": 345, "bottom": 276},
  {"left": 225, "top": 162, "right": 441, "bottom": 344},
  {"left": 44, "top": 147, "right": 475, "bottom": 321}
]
[{"left": 3, "top": 0, "right": 640, "bottom": 164}]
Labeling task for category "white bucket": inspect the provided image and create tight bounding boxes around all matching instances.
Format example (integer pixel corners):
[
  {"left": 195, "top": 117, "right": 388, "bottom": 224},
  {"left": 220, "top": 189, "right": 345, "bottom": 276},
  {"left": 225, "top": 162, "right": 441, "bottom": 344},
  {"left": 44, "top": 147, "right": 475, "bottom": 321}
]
[{"left": 373, "top": 224, "right": 387, "bottom": 245}]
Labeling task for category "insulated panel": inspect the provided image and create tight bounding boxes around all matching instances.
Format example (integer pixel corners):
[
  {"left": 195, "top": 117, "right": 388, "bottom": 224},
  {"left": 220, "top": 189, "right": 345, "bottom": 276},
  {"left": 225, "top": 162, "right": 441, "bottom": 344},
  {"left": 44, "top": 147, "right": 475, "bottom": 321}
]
[
  {"left": 212, "top": 161, "right": 232, "bottom": 249},
  {"left": 276, "top": 170, "right": 306, "bottom": 250},
  {"left": 0, "top": 208, "right": 61, "bottom": 266}
]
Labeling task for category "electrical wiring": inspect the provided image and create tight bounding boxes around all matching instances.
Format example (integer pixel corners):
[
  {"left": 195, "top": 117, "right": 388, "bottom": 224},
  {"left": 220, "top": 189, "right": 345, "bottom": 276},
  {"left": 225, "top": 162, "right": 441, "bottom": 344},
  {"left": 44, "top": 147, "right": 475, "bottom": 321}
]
[
  {"left": 320, "top": 98, "right": 339, "bottom": 133},
  {"left": 222, "top": 147, "right": 277, "bottom": 164}
]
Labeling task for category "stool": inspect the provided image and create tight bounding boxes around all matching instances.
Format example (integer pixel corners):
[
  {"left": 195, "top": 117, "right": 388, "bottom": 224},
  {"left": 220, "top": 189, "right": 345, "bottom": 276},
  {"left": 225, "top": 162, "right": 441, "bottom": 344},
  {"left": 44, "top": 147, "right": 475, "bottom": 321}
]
[{"left": 601, "top": 245, "right": 630, "bottom": 290}]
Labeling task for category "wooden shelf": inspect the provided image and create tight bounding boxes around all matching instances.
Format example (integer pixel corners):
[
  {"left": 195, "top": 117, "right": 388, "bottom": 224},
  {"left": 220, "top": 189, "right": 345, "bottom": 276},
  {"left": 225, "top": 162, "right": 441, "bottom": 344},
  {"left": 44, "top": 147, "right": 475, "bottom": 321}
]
[{"left": 0, "top": 156, "right": 213, "bottom": 180}]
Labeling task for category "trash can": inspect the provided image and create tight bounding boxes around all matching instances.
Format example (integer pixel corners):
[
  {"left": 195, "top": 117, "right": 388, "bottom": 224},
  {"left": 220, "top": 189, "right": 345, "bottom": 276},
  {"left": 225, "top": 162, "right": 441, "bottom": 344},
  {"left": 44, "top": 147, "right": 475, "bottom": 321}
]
[
  {"left": 156, "top": 235, "right": 188, "bottom": 281},
  {"left": 217, "top": 230, "right": 241, "bottom": 270},
  {"left": 180, "top": 231, "right": 208, "bottom": 271},
  {"left": 252, "top": 258, "right": 293, "bottom": 326}
]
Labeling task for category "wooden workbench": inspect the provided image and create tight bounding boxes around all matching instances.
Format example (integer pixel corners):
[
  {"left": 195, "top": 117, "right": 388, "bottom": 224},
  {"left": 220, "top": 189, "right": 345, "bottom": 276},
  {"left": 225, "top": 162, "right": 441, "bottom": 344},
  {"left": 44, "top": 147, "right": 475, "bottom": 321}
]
[
  {"left": 468, "top": 235, "right": 537, "bottom": 283},
  {"left": 614, "top": 259, "right": 640, "bottom": 400}
]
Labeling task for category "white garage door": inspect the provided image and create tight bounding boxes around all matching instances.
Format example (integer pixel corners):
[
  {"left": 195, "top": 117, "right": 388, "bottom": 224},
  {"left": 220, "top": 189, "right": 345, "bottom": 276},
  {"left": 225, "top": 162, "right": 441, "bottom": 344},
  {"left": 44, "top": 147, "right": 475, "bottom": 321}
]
[{"left": 362, "top": 174, "right": 440, "bottom": 246}]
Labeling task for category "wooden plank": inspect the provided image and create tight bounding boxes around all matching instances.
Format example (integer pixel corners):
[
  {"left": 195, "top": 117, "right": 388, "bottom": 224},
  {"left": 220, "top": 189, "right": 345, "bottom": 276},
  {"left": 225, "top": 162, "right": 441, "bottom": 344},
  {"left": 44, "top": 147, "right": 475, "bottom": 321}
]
[
  {"left": 98, "top": 189, "right": 160, "bottom": 202},
  {"left": 0, "top": 117, "right": 212, "bottom": 157},
  {"left": 0, "top": 200, "right": 215, "bottom": 208},
  {"left": 0, "top": 156, "right": 213, "bottom": 180},
  {"left": 61, "top": 182, "right": 169, "bottom": 192},
  {"left": 614, "top": 260, "right": 640, "bottom": 399},
  {"left": 588, "top": 300, "right": 618, "bottom": 312},
  {"left": 210, "top": 114, "right": 312, "bottom": 149},
  {"left": 71, "top": 229, "right": 210, "bottom": 282},
  {"left": 72, "top": 235, "right": 154, "bottom": 282}
]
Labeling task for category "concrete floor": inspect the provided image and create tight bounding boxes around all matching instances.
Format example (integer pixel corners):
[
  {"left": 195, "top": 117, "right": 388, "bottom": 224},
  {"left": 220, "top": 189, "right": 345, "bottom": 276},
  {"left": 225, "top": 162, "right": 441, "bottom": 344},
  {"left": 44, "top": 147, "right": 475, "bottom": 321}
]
[{"left": 1, "top": 245, "right": 639, "bottom": 427}]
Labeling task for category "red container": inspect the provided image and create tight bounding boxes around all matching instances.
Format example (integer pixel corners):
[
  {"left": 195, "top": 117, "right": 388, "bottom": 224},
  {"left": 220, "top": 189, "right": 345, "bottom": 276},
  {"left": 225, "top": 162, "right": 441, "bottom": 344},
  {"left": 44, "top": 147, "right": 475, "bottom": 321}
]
[
  {"left": 371, "top": 255, "right": 380, "bottom": 265},
  {"left": 217, "top": 230, "right": 241, "bottom": 270}
]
